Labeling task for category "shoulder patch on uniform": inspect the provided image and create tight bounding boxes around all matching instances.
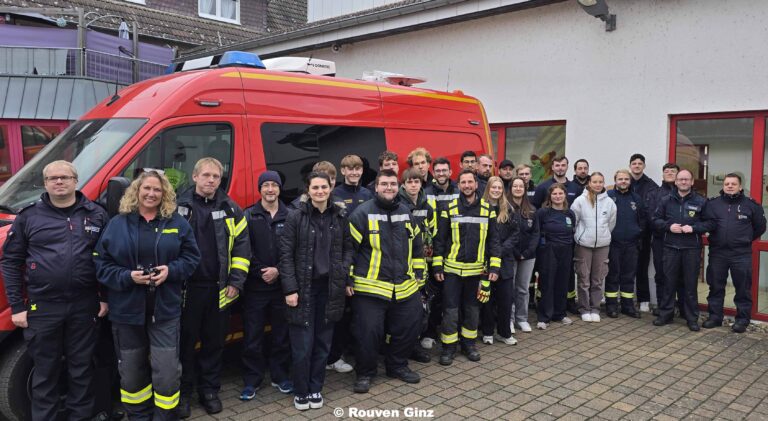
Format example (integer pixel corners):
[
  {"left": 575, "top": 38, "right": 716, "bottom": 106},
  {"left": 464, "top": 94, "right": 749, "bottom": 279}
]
[{"left": 177, "top": 206, "right": 189, "bottom": 216}]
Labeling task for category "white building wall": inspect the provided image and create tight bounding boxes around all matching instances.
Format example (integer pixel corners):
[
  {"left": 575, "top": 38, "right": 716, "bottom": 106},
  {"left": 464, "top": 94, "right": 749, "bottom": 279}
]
[
  {"left": 295, "top": 0, "right": 768, "bottom": 178},
  {"left": 307, "top": 0, "right": 405, "bottom": 22}
]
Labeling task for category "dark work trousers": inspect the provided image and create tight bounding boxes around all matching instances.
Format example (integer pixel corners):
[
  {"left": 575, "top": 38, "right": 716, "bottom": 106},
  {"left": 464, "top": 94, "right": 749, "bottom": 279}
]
[
  {"left": 635, "top": 233, "right": 653, "bottom": 302},
  {"left": 288, "top": 280, "right": 335, "bottom": 396},
  {"left": 652, "top": 237, "right": 684, "bottom": 313},
  {"left": 480, "top": 268, "right": 515, "bottom": 339},
  {"left": 706, "top": 249, "right": 753, "bottom": 324},
  {"left": 352, "top": 293, "right": 422, "bottom": 377},
  {"left": 327, "top": 297, "right": 353, "bottom": 365},
  {"left": 23, "top": 297, "right": 99, "bottom": 421},
  {"left": 180, "top": 284, "right": 230, "bottom": 397},
  {"left": 537, "top": 243, "right": 573, "bottom": 323},
  {"left": 659, "top": 247, "right": 701, "bottom": 323},
  {"left": 422, "top": 278, "right": 444, "bottom": 340},
  {"left": 566, "top": 244, "right": 578, "bottom": 311},
  {"left": 113, "top": 318, "right": 181, "bottom": 421},
  {"left": 241, "top": 288, "right": 290, "bottom": 388},
  {"left": 605, "top": 241, "right": 640, "bottom": 313},
  {"left": 440, "top": 273, "right": 481, "bottom": 347}
]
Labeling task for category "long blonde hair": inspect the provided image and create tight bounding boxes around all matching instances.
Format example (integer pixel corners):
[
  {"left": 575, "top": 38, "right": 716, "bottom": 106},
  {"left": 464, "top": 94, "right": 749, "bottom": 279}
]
[
  {"left": 119, "top": 171, "right": 177, "bottom": 219},
  {"left": 482, "top": 176, "right": 511, "bottom": 223},
  {"left": 587, "top": 172, "right": 605, "bottom": 208}
]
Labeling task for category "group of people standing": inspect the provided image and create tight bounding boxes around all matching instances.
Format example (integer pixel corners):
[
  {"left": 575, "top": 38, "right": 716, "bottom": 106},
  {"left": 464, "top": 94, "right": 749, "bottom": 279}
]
[{"left": 2, "top": 143, "right": 765, "bottom": 420}]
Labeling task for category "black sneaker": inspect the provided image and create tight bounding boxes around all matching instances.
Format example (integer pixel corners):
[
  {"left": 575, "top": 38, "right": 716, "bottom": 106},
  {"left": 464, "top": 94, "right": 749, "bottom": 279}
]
[
  {"left": 687, "top": 321, "right": 700, "bottom": 332},
  {"left": 308, "top": 392, "right": 323, "bottom": 409},
  {"left": 606, "top": 310, "right": 619, "bottom": 318},
  {"left": 652, "top": 317, "right": 670, "bottom": 326},
  {"left": 199, "top": 392, "right": 222, "bottom": 414},
  {"left": 461, "top": 343, "right": 481, "bottom": 362},
  {"left": 702, "top": 319, "right": 721, "bottom": 329},
  {"left": 439, "top": 346, "right": 455, "bottom": 366},
  {"left": 294, "top": 394, "right": 310, "bottom": 411},
  {"left": 353, "top": 376, "right": 371, "bottom": 394},
  {"left": 386, "top": 366, "right": 421, "bottom": 384}
]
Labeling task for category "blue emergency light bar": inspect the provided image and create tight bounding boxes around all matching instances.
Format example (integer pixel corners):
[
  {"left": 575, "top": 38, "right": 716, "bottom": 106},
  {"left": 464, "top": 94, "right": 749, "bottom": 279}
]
[{"left": 167, "top": 51, "right": 265, "bottom": 74}]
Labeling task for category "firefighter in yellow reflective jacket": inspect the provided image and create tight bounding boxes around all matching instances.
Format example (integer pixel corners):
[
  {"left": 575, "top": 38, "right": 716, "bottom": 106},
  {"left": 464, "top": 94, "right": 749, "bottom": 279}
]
[
  {"left": 348, "top": 170, "right": 426, "bottom": 394},
  {"left": 433, "top": 169, "right": 502, "bottom": 366},
  {"left": 176, "top": 158, "right": 251, "bottom": 417}
]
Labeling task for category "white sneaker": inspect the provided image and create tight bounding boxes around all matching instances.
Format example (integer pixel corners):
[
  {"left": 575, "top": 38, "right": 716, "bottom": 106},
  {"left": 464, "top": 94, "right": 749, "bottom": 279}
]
[
  {"left": 509, "top": 321, "right": 516, "bottom": 334},
  {"left": 519, "top": 322, "right": 532, "bottom": 332},
  {"left": 498, "top": 335, "right": 518, "bottom": 345},
  {"left": 581, "top": 313, "right": 592, "bottom": 322},
  {"left": 537, "top": 322, "right": 548, "bottom": 330},
  {"left": 482, "top": 335, "right": 494, "bottom": 345},
  {"left": 591, "top": 312, "right": 601, "bottom": 322},
  {"left": 326, "top": 358, "right": 353, "bottom": 373},
  {"left": 640, "top": 302, "right": 650, "bottom": 313},
  {"left": 420, "top": 337, "right": 436, "bottom": 350},
  {"left": 561, "top": 317, "right": 573, "bottom": 325}
]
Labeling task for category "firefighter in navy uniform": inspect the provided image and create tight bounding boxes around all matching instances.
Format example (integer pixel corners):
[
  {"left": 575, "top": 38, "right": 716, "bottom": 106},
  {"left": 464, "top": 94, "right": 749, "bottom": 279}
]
[
  {"left": 652, "top": 169, "right": 711, "bottom": 331},
  {"left": 349, "top": 169, "right": 426, "bottom": 394},
  {"left": 645, "top": 163, "right": 679, "bottom": 316},
  {"left": 628, "top": 154, "right": 659, "bottom": 313},
  {"left": 1, "top": 161, "right": 108, "bottom": 421},
  {"left": 240, "top": 171, "right": 293, "bottom": 400},
  {"left": 433, "top": 169, "right": 502, "bottom": 366},
  {"left": 176, "top": 158, "right": 250, "bottom": 417},
  {"left": 605, "top": 169, "right": 646, "bottom": 318},
  {"left": 702, "top": 173, "right": 766, "bottom": 333}
]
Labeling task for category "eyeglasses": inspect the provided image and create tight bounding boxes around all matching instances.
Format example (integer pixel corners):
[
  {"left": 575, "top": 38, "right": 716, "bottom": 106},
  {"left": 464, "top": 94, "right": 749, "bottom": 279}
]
[{"left": 44, "top": 175, "right": 76, "bottom": 183}]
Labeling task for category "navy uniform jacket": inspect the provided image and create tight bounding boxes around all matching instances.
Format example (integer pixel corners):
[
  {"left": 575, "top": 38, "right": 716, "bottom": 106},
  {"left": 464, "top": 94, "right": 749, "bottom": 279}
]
[
  {"left": 652, "top": 190, "right": 711, "bottom": 250},
  {"left": 536, "top": 207, "right": 576, "bottom": 246},
  {"left": 334, "top": 182, "right": 374, "bottom": 215},
  {"left": 1, "top": 192, "right": 108, "bottom": 314},
  {"left": 244, "top": 200, "right": 288, "bottom": 292},
  {"left": 531, "top": 177, "right": 583, "bottom": 209},
  {"left": 630, "top": 173, "right": 659, "bottom": 202},
  {"left": 607, "top": 188, "right": 646, "bottom": 243},
  {"left": 703, "top": 190, "right": 766, "bottom": 254},
  {"left": 95, "top": 212, "right": 201, "bottom": 325}
]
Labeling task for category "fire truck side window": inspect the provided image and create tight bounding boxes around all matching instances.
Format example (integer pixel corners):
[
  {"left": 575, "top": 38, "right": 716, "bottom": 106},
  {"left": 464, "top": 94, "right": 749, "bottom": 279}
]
[
  {"left": 260, "top": 123, "right": 386, "bottom": 203},
  {"left": 121, "top": 123, "right": 233, "bottom": 192}
]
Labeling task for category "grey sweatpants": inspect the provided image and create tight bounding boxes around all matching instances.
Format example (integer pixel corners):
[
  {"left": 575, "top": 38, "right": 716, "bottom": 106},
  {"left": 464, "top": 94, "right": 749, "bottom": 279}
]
[{"left": 574, "top": 245, "right": 610, "bottom": 313}]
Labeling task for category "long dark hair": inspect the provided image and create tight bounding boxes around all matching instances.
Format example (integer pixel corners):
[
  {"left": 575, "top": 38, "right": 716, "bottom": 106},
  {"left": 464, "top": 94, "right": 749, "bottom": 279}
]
[{"left": 509, "top": 177, "right": 535, "bottom": 219}]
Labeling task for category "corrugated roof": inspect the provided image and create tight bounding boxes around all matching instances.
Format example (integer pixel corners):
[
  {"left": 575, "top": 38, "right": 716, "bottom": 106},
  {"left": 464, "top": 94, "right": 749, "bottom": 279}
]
[
  {"left": 0, "top": 76, "right": 120, "bottom": 120},
  {"left": 2, "top": 0, "right": 281, "bottom": 52}
]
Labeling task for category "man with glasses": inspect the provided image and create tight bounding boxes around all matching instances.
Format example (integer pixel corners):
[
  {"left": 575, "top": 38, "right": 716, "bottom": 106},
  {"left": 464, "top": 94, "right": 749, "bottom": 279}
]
[
  {"left": 349, "top": 170, "right": 425, "bottom": 393},
  {"left": 460, "top": 151, "right": 478, "bottom": 174},
  {"left": 652, "top": 169, "right": 711, "bottom": 331},
  {"left": 2, "top": 160, "right": 109, "bottom": 420},
  {"left": 176, "top": 157, "right": 250, "bottom": 416}
]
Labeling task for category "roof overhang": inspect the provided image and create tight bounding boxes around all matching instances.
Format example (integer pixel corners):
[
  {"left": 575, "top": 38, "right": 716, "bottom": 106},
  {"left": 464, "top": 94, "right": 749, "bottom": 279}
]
[{"left": 180, "top": 0, "right": 565, "bottom": 60}]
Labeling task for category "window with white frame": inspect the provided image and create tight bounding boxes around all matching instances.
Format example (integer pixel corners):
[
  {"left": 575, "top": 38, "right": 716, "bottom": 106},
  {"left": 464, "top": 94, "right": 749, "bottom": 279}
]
[{"left": 199, "top": 0, "right": 240, "bottom": 24}]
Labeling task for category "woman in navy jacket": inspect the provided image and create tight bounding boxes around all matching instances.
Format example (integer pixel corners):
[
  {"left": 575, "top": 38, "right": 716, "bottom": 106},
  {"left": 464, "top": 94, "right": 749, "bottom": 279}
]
[
  {"left": 535, "top": 184, "right": 576, "bottom": 329},
  {"left": 95, "top": 170, "right": 200, "bottom": 420}
]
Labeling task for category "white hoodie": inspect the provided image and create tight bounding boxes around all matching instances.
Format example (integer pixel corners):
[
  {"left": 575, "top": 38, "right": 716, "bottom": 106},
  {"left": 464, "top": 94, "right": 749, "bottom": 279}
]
[{"left": 572, "top": 189, "right": 617, "bottom": 248}]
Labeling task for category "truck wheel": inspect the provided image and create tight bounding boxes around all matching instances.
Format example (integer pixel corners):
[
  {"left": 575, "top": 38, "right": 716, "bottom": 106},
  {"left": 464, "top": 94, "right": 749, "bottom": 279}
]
[{"left": 0, "top": 337, "right": 32, "bottom": 421}]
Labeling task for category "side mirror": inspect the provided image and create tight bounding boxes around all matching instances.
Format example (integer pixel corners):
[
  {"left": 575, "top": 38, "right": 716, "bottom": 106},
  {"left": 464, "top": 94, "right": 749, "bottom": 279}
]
[{"left": 106, "top": 177, "right": 130, "bottom": 218}]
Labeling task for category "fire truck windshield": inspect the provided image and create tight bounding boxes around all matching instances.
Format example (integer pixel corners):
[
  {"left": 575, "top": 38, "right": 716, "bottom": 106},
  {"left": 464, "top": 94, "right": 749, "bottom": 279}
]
[{"left": 0, "top": 118, "right": 147, "bottom": 212}]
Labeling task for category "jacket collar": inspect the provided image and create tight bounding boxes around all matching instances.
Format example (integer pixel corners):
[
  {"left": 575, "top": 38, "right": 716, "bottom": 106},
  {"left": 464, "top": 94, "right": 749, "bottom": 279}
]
[
  {"left": 720, "top": 189, "right": 744, "bottom": 203},
  {"left": 39, "top": 191, "right": 93, "bottom": 213}
]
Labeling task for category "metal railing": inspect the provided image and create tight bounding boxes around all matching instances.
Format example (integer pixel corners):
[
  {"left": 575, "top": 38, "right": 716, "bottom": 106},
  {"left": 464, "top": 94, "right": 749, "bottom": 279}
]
[{"left": 0, "top": 46, "right": 168, "bottom": 84}]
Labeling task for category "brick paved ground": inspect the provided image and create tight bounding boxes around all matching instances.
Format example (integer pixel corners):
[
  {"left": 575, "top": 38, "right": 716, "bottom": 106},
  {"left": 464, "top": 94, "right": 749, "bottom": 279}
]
[{"left": 188, "top": 315, "right": 768, "bottom": 420}]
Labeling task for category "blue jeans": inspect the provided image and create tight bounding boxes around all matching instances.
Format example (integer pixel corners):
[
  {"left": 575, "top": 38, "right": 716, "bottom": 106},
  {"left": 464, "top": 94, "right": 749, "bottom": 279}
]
[{"left": 288, "top": 281, "right": 335, "bottom": 396}]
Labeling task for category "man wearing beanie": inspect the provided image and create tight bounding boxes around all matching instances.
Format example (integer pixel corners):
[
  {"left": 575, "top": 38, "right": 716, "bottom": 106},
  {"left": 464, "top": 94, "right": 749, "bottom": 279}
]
[
  {"left": 177, "top": 158, "right": 251, "bottom": 417},
  {"left": 240, "top": 170, "right": 293, "bottom": 400}
]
